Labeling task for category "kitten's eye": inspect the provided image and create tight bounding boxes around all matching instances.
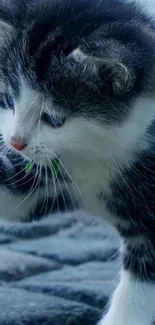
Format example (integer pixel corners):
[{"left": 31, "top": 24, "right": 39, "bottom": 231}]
[
  {"left": 5, "top": 94, "right": 14, "bottom": 109},
  {"left": 41, "top": 112, "right": 65, "bottom": 128}
]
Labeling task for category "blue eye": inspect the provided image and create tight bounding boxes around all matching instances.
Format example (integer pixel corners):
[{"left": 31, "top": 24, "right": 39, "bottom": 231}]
[
  {"left": 5, "top": 94, "right": 14, "bottom": 109},
  {"left": 41, "top": 112, "right": 65, "bottom": 128}
]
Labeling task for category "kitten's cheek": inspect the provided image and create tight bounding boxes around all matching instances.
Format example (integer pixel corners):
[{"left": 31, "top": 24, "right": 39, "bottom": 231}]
[{"left": 2, "top": 112, "right": 16, "bottom": 146}]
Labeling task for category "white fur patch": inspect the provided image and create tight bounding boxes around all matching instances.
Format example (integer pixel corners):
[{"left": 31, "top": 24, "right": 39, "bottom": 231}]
[
  {"left": 70, "top": 48, "right": 87, "bottom": 62},
  {"left": 99, "top": 270, "right": 155, "bottom": 325}
]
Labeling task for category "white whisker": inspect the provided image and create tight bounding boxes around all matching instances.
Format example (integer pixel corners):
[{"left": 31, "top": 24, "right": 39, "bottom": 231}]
[
  {"left": 13, "top": 161, "right": 40, "bottom": 211},
  {"left": 46, "top": 155, "right": 67, "bottom": 214},
  {"left": 24, "top": 162, "right": 42, "bottom": 214},
  {"left": 46, "top": 147, "right": 87, "bottom": 210}
]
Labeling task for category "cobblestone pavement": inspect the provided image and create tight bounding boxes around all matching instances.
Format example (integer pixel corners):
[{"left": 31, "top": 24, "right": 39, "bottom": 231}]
[{"left": 0, "top": 211, "right": 120, "bottom": 325}]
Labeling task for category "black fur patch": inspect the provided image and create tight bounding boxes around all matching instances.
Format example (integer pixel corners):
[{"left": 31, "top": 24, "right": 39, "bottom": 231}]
[
  {"left": 1, "top": 0, "right": 155, "bottom": 123},
  {"left": 123, "top": 240, "right": 155, "bottom": 281},
  {"left": 105, "top": 139, "right": 155, "bottom": 280}
]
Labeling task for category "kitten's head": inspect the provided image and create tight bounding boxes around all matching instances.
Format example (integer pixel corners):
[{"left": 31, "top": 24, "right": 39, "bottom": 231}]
[{"left": 1, "top": 0, "right": 155, "bottom": 173}]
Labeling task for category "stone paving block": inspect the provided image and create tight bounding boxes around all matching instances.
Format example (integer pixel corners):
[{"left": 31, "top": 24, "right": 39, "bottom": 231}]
[
  {"left": 7, "top": 236, "right": 119, "bottom": 265},
  {"left": 0, "top": 234, "right": 16, "bottom": 244},
  {"left": 0, "top": 249, "right": 61, "bottom": 282},
  {"left": 0, "top": 213, "right": 78, "bottom": 239},
  {"left": 0, "top": 287, "right": 100, "bottom": 325},
  {"left": 59, "top": 221, "right": 118, "bottom": 241},
  {"left": 17, "top": 261, "right": 119, "bottom": 282},
  {"left": 16, "top": 280, "right": 114, "bottom": 309},
  {"left": 15, "top": 261, "right": 119, "bottom": 308}
]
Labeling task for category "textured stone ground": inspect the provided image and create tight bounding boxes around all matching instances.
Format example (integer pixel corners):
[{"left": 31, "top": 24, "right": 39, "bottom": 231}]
[{"left": 0, "top": 211, "right": 120, "bottom": 325}]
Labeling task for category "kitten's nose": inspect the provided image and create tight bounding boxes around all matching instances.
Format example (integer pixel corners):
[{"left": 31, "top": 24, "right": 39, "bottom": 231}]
[
  {"left": 10, "top": 139, "right": 27, "bottom": 151},
  {"left": 11, "top": 142, "right": 26, "bottom": 151}
]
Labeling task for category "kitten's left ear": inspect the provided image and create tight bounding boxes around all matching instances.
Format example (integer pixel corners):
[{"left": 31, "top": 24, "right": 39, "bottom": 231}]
[
  {"left": 92, "top": 56, "right": 135, "bottom": 96},
  {"left": 71, "top": 48, "right": 135, "bottom": 96}
]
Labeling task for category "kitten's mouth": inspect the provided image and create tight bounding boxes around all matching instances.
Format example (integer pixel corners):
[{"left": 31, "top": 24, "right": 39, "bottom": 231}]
[{"left": 25, "top": 158, "right": 60, "bottom": 178}]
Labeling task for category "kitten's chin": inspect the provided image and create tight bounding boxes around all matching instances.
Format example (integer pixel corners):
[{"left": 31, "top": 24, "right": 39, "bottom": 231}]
[{"left": 19, "top": 148, "right": 56, "bottom": 168}]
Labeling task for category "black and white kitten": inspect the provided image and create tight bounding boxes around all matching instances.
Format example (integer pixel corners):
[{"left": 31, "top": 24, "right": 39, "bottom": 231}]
[{"left": 1, "top": 0, "right": 155, "bottom": 324}]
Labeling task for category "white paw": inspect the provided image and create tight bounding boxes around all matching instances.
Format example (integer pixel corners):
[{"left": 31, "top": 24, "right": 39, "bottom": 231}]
[
  {"left": 98, "top": 316, "right": 142, "bottom": 325},
  {"left": 98, "top": 313, "right": 134, "bottom": 325},
  {"left": 98, "top": 315, "right": 114, "bottom": 325},
  {"left": 98, "top": 320, "right": 131, "bottom": 325}
]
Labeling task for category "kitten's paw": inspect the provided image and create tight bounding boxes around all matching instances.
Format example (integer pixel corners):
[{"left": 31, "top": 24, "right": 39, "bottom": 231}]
[
  {"left": 98, "top": 314, "right": 136, "bottom": 325},
  {"left": 98, "top": 315, "right": 115, "bottom": 325},
  {"left": 99, "top": 321, "right": 130, "bottom": 325},
  {"left": 98, "top": 317, "right": 140, "bottom": 325}
]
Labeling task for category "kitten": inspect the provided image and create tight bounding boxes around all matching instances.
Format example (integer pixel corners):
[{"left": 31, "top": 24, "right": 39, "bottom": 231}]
[{"left": 1, "top": 0, "right": 155, "bottom": 324}]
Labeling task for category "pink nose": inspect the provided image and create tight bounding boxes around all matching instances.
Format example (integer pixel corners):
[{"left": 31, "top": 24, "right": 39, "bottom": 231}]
[{"left": 11, "top": 141, "right": 26, "bottom": 151}]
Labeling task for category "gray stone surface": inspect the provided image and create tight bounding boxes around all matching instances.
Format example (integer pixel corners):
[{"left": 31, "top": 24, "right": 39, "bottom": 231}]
[
  {"left": 0, "top": 213, "right": 78, "bottom": 239},
  {"left": 0, "top": 249, "right": 60, "bottom": 281},
  {"left": 0, "top": 287, "right": 99, "bottom": 325},
  {"left": 7, "top": 236, "right": 119, "bottom": 265},
  {"left": 0, "top": 211, "right": 120, "bottom": 325},
  {"left": 15, "top": 262, "right": 119, "bottom": 309},
  {"left": 0, "top": 234, "right": 16, "bottom": 244}
]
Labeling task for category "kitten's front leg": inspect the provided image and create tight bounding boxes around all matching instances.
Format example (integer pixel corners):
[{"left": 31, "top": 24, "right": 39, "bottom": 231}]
[{"left": 99, "top": 251, "right": 155, "bottom": 325}]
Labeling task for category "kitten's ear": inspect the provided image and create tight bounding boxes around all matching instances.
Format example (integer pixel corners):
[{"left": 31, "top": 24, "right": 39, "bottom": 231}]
[
  {"left": 71, "top": 48, "right": 135, "bottom": 96},
  {"left": 92, "top": 57, "right": 135, "bottom": 95}
]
